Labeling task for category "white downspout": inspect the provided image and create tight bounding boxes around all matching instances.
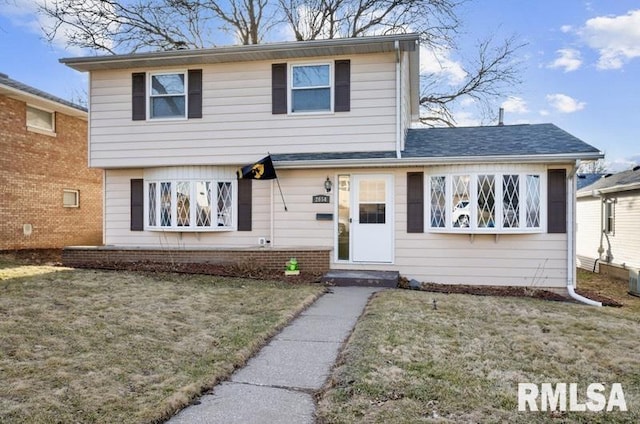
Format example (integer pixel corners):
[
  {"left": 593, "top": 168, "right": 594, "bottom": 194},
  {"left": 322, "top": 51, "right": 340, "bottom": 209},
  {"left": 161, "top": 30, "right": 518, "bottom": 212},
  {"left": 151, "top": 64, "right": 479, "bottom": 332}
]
[
  {"left": 395, "top": 40, "right": 402, "bottom": 159},
  {"left": 567, "top": 160, "right": 602, "bottom": 306}
]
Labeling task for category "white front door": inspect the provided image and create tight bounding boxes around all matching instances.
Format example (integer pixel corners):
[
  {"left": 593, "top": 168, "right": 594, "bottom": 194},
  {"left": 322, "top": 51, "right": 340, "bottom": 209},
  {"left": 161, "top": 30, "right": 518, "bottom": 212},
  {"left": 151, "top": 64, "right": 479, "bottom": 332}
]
[{"left": 351, "top": 174, "right": 394, "bottom": 263}]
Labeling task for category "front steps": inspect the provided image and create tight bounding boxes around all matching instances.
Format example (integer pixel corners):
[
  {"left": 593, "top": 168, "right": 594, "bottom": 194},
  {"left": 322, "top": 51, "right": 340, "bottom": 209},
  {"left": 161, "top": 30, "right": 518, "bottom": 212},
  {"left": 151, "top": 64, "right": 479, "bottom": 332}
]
[{"left": 321, "top": 270, "right": 399, "bottom": 288}]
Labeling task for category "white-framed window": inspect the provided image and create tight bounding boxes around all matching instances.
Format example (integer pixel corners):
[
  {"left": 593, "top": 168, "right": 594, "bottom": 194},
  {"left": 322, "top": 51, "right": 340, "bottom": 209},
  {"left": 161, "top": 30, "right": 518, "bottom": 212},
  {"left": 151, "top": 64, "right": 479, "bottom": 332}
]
[
  {"left": 149, "top": 72, "right": 187, "bottom": 119},
  {"left": 146, "top": 179, "right": 236, "bottom": 231},
  {"left": 290, "top": 63, "right": 332, "bottom": 113},
  {"left": 604, "top": 198, "right": 615, "bottom": 235},
  {"left": 63, "top": 189, "right": 79, "bottom": 208},
  {"left": 26, "top": 105, "right": 55, "bottom": 133},
  {"left": 428, "top": 172, "right": 545, "bottom": 233}
]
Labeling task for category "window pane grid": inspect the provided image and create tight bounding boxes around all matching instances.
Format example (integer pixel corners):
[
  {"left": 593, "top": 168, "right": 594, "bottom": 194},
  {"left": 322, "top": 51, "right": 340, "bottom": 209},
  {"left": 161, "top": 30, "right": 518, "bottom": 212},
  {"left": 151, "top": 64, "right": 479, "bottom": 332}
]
[
  {"left": 160, "top": 182, "right": 172, "bottom": 227},
  {"left": 427, "top": 172, "right": 542, "bottom": 232},
  {"left": 452, "top": 175, "right": 470, "bottom": 228},
  {"left": 526, "top": 175, "right": 541, "bottom": 228},
  {"left": 430, "top": 176, "right": 446, "bottom": 228},
  {"left": 477, "top": 175, "right": 495, "bottom": 228},
  {"left": 149, "top": 180, "right": 234, "bottom": 230},
  {"left": 148, "top": 183, "right": 157, "bottom": 226},
  {"left": 217, "top": 182, "right": 233, "bottom": 227},
  {"left": 196, "top": 182, "right": 212, "bottom": 227},
  {"left": 176, "top": 182, "right": 190, "bottom": 227},
  {"left": 502, "top": 175, "right": 520, "bottom": 228}
]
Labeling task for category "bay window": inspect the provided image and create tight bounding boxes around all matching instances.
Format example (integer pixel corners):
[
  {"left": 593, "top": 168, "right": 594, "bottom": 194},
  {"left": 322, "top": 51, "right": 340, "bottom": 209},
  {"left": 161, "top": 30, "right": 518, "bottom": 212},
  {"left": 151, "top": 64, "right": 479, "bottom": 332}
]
[
  {"left": 146, "top": 179, "right": 236, "bottom": 230},
  {"left": 428, "top": 172, "right": 544, "bottom": 233}
]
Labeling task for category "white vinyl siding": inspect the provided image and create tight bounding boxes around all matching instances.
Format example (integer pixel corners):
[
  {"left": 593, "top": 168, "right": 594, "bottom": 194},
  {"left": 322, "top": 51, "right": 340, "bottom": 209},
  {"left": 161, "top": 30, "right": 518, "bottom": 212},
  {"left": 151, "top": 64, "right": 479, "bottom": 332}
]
[
  {"left": 89, "top": 53, "right": 399, "bottom": 168},
  {"left": 576, "top": 191, "right": 640, "bottom": 270},
  {"left": 271, "top": 166, "right": 567, "bottom": 289},
  {"left": 104, "top": 164, "right": 570, "bottom": 289}
]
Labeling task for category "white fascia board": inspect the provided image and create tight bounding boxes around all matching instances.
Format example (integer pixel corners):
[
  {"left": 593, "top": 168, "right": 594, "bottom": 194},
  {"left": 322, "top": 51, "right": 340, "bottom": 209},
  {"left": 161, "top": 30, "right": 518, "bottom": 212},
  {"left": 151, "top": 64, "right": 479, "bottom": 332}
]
[{"left": 273, "top": 152, "right": 605, "bottom": 169}]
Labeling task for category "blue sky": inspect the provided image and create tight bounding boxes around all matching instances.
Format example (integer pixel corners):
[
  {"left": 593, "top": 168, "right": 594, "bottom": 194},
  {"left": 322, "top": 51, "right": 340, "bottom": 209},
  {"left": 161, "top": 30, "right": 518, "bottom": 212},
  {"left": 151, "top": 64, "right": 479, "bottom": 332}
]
[{"left": 1, "top": 0, "right": 638, "bottom": 171}]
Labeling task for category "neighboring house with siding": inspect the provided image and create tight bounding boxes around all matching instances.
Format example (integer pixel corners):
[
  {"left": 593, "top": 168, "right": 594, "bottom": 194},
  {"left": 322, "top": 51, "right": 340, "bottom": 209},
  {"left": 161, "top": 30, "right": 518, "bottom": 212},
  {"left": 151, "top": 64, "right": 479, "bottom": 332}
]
[
  {"left": 576, "top": 166, "right": 640, "bottom": 278},
  {"left": 61, "top": 34, "right": 603, "bottom": 292},
  {"left": 0, "top": 73, "right": 102, "bottom": 250}
]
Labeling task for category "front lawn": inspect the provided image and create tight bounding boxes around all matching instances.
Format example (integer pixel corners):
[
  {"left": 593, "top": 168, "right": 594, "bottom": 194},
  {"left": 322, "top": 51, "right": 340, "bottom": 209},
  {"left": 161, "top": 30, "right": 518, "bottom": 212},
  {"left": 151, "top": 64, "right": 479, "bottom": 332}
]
[
  {"left": 0, "top": 259, "right": 323, "bottom": 423},
  {"left": 317, "top": 273, "right": 640, "bottom": 423}
]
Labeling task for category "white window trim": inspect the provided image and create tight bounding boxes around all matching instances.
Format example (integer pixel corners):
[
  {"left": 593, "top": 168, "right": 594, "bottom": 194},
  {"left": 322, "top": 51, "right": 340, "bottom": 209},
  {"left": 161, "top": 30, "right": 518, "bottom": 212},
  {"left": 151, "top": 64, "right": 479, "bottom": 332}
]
[
  {"left": 426, "top": 172, "right": 547, "bottom": 234},
  {"left": 148, "top": 71, "right": 188, "bottom": 120},
  {"left": 144, "top": 179, "right": 237, "bottom": 232},
  {"left": 63, "top": 189, "right": 80, "bottom": 208},
  {"left": 26, "top": 104, "right": 56, "bottom": 135},
  {"left": 604, "top": 198, "right": 615, "bottom": 235},
  {"left": 288, "top": 62, "right": 334, "bottom": 115}
]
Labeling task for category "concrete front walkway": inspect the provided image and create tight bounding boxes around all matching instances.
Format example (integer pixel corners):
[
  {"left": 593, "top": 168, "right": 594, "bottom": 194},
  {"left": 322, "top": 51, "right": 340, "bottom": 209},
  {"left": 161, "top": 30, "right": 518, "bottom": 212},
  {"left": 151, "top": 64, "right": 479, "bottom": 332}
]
[{"left": 167, "top": 287, "right": 380, "bottom": 424}]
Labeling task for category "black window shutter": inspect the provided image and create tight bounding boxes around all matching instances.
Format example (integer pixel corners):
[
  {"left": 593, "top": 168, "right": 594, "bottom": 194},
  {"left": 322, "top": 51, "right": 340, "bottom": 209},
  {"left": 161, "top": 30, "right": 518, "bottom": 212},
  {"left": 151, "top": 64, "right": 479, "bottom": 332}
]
[
  {"left": 237, "top": 179, "right": 252, "bottom": 231},
  {"left": 547, "top": 169, "right": 567, "bottom": 234},
  {"left": 272, "top": 63, "right": 287, "bottom": 114},
  {"left": 334, "top": 60, "right": 351, "bottom": 112},
  {"left": 407, "top": 172, "right": 424, "bottom": 233},
  {"left": 132, "top": 73, "right": 146, "bottom": 121},
  {"left": 188, "top": 69, "right": 203, "bottom": 119},
  {"left": 130, "top": 179, "right": 144, "bottom": 231}
]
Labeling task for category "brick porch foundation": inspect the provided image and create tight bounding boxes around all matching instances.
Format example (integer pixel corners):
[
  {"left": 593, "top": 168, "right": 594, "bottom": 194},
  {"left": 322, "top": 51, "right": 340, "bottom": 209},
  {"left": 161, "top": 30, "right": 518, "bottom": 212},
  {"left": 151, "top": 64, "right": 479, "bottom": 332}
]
[{"left": 62, "top": 246, "right": 331, "bottom": 274}]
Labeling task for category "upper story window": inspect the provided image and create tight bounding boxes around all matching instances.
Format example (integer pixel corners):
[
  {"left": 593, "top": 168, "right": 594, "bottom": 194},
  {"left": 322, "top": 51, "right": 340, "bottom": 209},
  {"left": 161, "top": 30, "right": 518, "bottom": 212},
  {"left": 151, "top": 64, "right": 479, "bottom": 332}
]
[
  {"left": 26, "top": 105, "right": 55, "bottom": 133},
  {"left": 150, "top": 72, "right": 186, "bottom": 119},
  {"left": 291, "top": 64, "right": 331, "bottom": 113},
  {"left": 132, "top": 70, "right": 202, "bottom": 121},
  {"left": 428, "top": 172, "right": 545, "bottom": 233}
]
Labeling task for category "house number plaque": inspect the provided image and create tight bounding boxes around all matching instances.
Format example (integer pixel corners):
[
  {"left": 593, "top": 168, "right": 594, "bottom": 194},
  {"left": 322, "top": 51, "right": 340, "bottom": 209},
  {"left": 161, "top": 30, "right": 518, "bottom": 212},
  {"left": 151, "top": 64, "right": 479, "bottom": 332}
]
[{"left": 312, "top": 194, "right": 330, "bottom": 204}]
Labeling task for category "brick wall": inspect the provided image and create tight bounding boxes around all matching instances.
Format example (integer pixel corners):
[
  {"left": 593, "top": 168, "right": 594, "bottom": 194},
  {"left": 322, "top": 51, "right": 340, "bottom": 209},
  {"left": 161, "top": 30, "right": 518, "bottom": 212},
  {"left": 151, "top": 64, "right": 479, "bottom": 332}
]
[
  {"left": 62, "top": 247, "right": 331, "bottom": 274},
  {"left": 0, "top": 95, "right": 103, "bottom": 250}
]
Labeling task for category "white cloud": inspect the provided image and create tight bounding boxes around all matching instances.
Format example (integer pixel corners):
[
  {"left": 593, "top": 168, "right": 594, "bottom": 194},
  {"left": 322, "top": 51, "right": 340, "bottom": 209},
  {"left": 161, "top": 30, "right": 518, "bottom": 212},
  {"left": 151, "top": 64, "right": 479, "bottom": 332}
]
[
  {"left": 546, "top": 93, "right": 586, "bottom": 113},
  {"left": 539, "top": 109, "right": 550, "bottom": 117},
  {"left": 547, "top": 48, "right": 582, "bottom": 72},
  {"left": 420, "top": 45, "right": 467, "bottom": 85},
  {"left": 560, "top": 25, "right": 573, "bottom": 33},
  {"left": 579, "top": 9, "right": 640, "bottom": 70},
  {"left": 501, "top": 96, "right": 528, "bottom": 114}
]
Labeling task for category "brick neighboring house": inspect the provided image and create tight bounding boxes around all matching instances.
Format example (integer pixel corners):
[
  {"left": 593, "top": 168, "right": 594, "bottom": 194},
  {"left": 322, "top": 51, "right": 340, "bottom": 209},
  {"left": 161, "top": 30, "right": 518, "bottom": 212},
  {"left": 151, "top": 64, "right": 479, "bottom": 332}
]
[{"left": 0, "top": 73, "right": 102, "bottom": 250}]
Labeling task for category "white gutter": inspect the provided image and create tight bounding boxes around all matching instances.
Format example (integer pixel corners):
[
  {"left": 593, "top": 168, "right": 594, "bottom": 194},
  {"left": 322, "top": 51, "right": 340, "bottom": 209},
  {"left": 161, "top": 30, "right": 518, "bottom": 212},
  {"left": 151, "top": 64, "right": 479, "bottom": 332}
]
[
  {"left": 395, "top": 40, "right": 402, "bottom": 159},
  {"left": 273, "top": 152, "right": 604, "bottom": 169},
  {"left": 567, "top": 160, "right": 602, "bottom": 306}
]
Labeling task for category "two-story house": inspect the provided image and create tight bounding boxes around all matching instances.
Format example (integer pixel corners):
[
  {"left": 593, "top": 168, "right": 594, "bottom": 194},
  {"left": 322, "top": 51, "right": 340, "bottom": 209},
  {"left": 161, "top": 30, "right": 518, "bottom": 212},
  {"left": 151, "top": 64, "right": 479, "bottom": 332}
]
[
  {"left": 61, "top": 34, "right": 603, "bottom": 295},
  {"left": 0, "top": 73, "right": 102, "bottom": 251}
]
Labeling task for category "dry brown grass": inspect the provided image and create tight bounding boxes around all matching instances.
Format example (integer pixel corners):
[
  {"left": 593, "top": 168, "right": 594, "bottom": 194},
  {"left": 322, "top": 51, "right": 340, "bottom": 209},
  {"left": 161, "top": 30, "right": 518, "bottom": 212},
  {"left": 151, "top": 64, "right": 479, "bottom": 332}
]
[
  {"left": 317, "top": 272, "right": 640, "bottom": 423},
  {"left": 0, "top": 258, "right": 323, "bottom": 423}
]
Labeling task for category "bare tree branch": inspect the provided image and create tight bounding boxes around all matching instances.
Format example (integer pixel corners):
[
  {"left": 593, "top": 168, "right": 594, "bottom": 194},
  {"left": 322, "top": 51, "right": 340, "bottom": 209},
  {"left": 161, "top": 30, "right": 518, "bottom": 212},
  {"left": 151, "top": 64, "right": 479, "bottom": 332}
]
[{"left": 419, "top": 35, "right": 526, "bottom": 126}]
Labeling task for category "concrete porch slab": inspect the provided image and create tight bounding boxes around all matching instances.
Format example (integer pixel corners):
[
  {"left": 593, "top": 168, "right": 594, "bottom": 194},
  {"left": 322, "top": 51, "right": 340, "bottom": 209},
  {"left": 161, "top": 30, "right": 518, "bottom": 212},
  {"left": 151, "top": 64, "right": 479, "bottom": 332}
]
[{"left": 321, "top": 269, "right": 399, "bottom": 288}]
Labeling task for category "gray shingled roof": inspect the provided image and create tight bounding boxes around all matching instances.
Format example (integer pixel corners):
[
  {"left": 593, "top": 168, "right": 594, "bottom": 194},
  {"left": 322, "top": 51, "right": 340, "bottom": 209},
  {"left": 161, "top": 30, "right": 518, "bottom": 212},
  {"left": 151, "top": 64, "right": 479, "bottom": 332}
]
[
  {"left": 0, "top": 73, "right": 87, "bottom": 112},
  {"left": 403, "top": 124, "right": 600, "bottom": 157},
  {"left": 273, "top": 123, "right": 601, "bottom": 164},
  {"left": 578, "top": 166, "right": 640, "bottom": 194},
  {"left": 576, "top": 173, "right": 606, "bottom": 190}
]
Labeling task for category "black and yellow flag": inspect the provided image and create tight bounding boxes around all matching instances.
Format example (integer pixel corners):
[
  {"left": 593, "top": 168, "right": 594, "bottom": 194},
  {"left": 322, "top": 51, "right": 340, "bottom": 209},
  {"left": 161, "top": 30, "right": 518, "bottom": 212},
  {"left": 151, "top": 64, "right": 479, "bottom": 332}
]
[{"left": 237, "top": 155, "right": 277, "bottom": 180}]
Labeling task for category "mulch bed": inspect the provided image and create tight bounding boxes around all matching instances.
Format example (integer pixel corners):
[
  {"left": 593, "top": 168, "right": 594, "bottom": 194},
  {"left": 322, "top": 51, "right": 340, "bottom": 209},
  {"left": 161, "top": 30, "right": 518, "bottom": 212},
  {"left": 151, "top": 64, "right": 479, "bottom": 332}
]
[
  {"left": 2, "top": 250, "right": 625, "bottom": 305},
  {"left": 399, "top": 276, "right": 623, "bottom": 306},
  {"left": 68, "top": 260, "right": 325, "bottom": 285}
]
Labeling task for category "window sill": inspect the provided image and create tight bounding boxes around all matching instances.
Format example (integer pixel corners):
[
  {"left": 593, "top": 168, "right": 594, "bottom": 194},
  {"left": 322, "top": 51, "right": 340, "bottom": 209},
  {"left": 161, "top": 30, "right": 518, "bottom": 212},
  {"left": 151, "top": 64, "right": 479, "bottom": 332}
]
[
  {"left": 288, "top": 110, "right": 334, "bottom": 116},
  {"left": 428, "top": 228, "right": 544, "bottom": 235},
  {"left": 27, "top": 126, "right": 56, "bottom": 137},
  {"left": 146, "top": 227, "right": 236, "bottom": 232}
]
